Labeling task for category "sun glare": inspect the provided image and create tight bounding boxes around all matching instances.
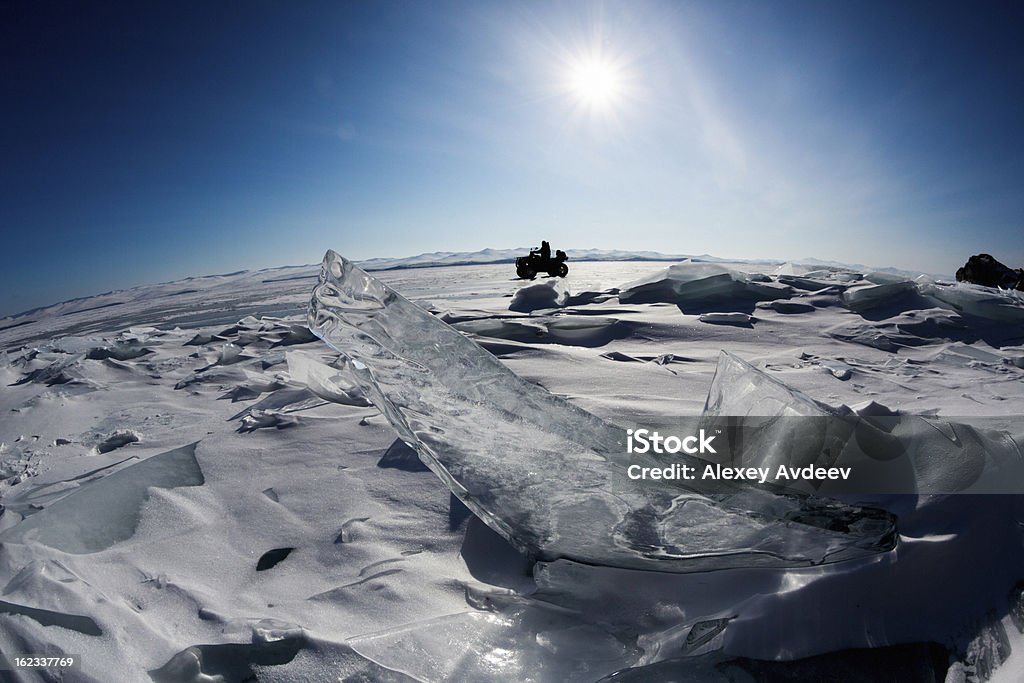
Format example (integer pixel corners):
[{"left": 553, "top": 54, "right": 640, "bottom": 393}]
[
  {"left": 547, "top": 26, "right": 638, "bottom": 129},
  {"left": 568, "top": 57, "right": 622, "bottom": 108}
]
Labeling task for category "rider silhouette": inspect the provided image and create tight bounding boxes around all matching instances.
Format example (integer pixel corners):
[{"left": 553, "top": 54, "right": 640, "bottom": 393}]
[{"left": 516, "top": 240, "right": 568, "bottom": 278}]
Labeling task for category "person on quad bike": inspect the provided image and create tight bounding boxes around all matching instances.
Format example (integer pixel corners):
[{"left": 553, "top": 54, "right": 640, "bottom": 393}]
[{"left": 515, "top": 240, "right": 568, "bottom": 279}]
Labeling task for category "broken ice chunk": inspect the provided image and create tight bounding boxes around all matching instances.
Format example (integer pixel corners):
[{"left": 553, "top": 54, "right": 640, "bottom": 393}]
[
  {"left": 841, "top": 280, "right": 917, "bottom": 312},
  {"left": 0, "top": 443, "right": 204, "bottom": 553},
  {"left": 699, "top": 351, "right": 903, "bottom": 494},
  {"left": 698, "top": 312, "right": 753, "bottom": 326},
  {"left": 509, "top": 280, "right": 568, "bottom": 312},
  {"left": 919, "top": 280, "right": 1024, "bottom": 323},
  {"left": 216, "top": 342, "right": 245, "bottom": 366},
  {"left": 308, "top": 251, "right": 895, "bottom": 573},
  {"left": 701, "top": 351, "right": 1024, "bottom": 496},
  {"left": 285, "top": 350, "right": 370, "bottom": 406},
  {"left": 820, "top": 359, "right": 853, "bottom": 380},
  {"left": 826, "top": 321, "right": 907, "bottom": 351},
  {"left": 703, "top": 351, "right": 841, "bottom": 419},
  {"left": 618, "top": 262, "right": 792, "bottom": 308},
  {"left": 864, "top": 271, "right": 913, "bottom": 285}
]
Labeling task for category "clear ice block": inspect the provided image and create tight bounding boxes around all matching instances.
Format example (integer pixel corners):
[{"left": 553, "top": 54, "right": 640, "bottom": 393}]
[{"left": 307, "top": 251, "right": 896, "bottom": 573}]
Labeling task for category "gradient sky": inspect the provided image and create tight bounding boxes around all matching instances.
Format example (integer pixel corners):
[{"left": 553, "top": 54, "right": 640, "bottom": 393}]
[{"left": 3, "top": 0, "right": 1023, "bottom": 316}]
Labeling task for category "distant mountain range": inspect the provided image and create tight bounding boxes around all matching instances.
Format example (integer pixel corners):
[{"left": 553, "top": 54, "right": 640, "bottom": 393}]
[
  {"left": 357, "top": 247, "right": 698, "bottom": 270},
  {"left": 358, "top": 247, "right": 951, "bottom": 280}
]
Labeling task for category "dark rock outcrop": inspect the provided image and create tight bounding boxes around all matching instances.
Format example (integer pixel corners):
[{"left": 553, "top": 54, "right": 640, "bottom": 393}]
[{"left": 955, "top": 254, "right": 1024, "bottom": 290}]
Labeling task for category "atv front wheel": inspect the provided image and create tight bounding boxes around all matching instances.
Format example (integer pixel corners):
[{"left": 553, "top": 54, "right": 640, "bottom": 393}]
[{"left": 517, "top": 265, "right": 537, "bottom": 279}]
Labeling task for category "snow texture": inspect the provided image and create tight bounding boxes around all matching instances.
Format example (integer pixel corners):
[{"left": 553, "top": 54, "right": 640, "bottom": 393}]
[{"left": 0, "top": 253, "right": 1023, "bottom": 681}]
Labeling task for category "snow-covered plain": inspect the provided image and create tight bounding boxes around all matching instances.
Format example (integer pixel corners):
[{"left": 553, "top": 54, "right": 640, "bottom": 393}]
[{"left": 1, "top": 254, "right": 1024, "bottom": 682}]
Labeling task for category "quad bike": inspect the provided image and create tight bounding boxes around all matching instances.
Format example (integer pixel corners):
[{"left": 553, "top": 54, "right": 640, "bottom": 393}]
[{"left": 515, "top": 248, "right": 569, "bottom": 279}]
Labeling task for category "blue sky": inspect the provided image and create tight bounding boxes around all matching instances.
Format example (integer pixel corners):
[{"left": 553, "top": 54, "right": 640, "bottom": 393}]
[{"left": 2, "top": 0, "right": 1022, "bottom": 316}]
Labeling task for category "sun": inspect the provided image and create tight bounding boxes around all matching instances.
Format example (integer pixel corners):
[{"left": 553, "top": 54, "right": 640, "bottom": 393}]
[
  {"left": 569, "top": 56, "right": 622, "bottom": 110},
  {"left": 566, "top": 56, "right": 624, "bottom": 110},
  {"left": 550, "top": 32, "right": 637, "bottom": 128}
]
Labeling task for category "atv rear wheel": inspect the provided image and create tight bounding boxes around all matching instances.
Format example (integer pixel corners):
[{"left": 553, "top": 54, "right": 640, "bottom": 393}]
[{"left": 552, "top": 263, "right": 568, "bottom": 278}]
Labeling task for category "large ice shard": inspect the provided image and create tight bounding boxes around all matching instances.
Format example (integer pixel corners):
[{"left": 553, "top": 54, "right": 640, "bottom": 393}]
[{"left": 308, "top": 250, "right": 895, "bottom": 573}]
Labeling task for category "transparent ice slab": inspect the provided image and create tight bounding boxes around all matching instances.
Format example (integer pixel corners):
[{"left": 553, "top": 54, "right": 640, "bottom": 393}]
[
  {"left": 700, "top": 351, "right": 1024, "bottom": 497},
  {"left": 0, "top": 442, "right": 204, "bottom": 553},
  {"left": 348, "top": 607, "right": 639, "bottom": 683},
  {"left": 308, "top": 250, "right": 896, "bottom": 573}
]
